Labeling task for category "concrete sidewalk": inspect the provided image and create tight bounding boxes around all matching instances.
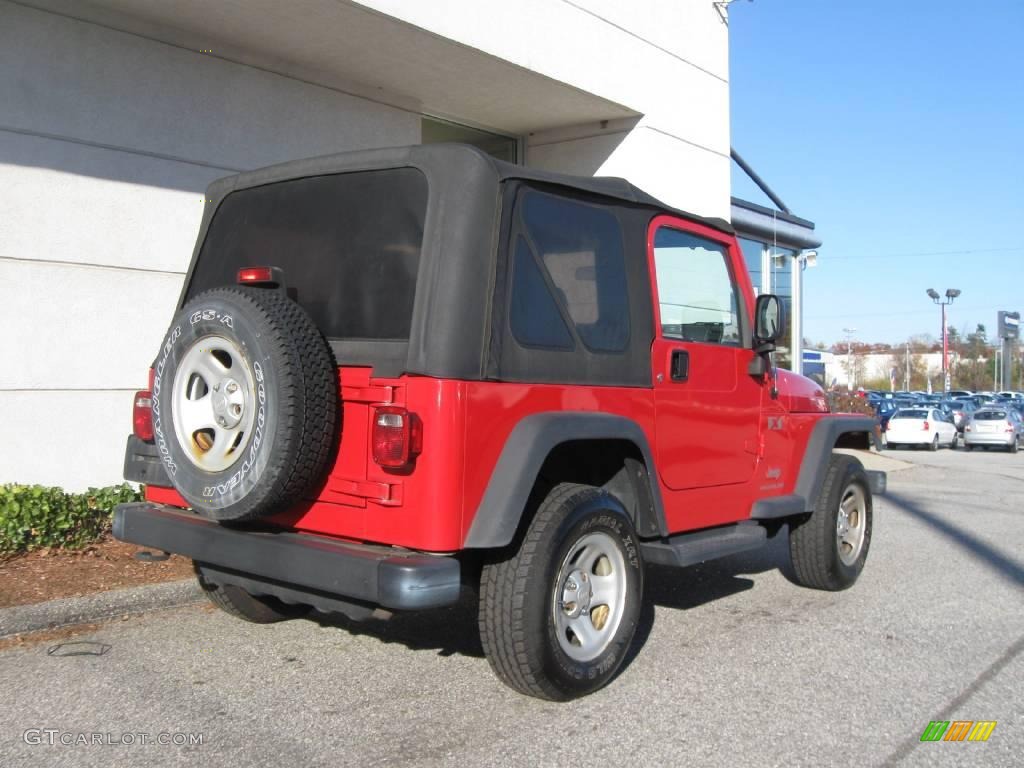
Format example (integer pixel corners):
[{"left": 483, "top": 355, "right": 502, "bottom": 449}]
[
  {"left": 0, "top": 578, "right": 201, "bottom": 638},
  {"left": 836, "top": 447, "right": 915, "bottom": 473}
]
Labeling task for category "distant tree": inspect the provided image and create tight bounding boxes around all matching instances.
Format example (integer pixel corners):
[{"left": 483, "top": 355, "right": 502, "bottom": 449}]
[
  {"left": 952, "top": 324, "right": 991, "bottom": 390},
  {"left": 907, "top": 333, "right": 938, "bottom": 354}
]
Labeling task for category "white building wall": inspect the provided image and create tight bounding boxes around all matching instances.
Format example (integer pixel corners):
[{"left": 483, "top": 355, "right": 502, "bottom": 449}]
[
  {"left": 358, "top": 0, "right": 732, "bottom": 218},
  {"left": 826, "top": 353, "right": 945, "bottom": 389},
  {"left": 0, "top": 1, "right": 419, "bottom": 489}
]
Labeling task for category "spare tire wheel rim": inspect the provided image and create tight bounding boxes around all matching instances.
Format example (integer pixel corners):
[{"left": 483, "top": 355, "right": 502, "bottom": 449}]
[{"left": 172, "top": 335, "right": 258, "bottom": 473}]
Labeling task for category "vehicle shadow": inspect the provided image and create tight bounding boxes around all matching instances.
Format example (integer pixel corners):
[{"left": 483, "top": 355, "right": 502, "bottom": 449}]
[
  {"left": 622, "top": 532, "right": 792, "bottom": 670},
  {"left": 309, "top": 532, "right": 794, "bottom": 673},
  {"left": 311, "top": 593, "right": 485, "bottom": 658}
]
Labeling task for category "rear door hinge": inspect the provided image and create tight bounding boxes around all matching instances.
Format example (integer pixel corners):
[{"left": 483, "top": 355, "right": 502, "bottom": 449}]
[{"left": 329, "top": 478, "right": 402, "bottom": 506}]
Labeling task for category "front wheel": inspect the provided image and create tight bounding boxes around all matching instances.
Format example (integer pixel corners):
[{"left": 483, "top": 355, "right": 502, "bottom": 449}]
[
  {"left": 789, "top": 454, "right": 872, "bottom": 591},
  {"left": 950, "top": 433, "right": 959, "bottom": 450},
  {"left": 478, "top": 483, "right": 644, "bottom": 701}
]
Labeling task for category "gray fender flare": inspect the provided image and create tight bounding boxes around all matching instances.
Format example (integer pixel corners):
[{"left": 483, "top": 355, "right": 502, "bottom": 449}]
[
  {"left": 794, "top": 415, "right": 879, "bottom": 507},
  {"left": 463, "top": 412, "right": 666, "bottom": 548}
]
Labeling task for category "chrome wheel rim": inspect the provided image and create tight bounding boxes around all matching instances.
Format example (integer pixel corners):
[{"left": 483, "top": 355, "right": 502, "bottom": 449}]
[
  {"left": 552, "top": 531, "right": 627, "bottom": 662},
  {"left": 835, "top": 484, "right": 867, "bottom": 567},
  {"left": 172, "top": 335, "right": 256, "bottom": 472}
]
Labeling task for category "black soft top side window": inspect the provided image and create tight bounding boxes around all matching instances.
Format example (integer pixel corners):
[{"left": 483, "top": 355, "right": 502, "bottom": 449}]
[
  {"left": 188, "top": 168, "right": 427, "bottom": 341},
  {"left": 509, "top": 236, "right": 575, "bottom": 350},
  {"left": 510, "top": 188, "right": 630, "bottom": 354}
]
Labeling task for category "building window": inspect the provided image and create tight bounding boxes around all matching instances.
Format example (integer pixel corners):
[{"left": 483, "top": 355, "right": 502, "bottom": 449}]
[
  {"left": 769, "top": 247, "right": 795, "bottom": 369},
  {"left": 739, "top": 238, "right": 764, "bottom": 295},
  {"left": 421, "top": 116, "right": 518, "bottom": 163}
]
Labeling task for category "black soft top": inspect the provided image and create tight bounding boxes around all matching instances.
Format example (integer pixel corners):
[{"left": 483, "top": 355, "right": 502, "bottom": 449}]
[
  {"left": 202, "top": 143, "right": 733, "bottom": 236},
  {"left": 184, "top": 144, "right": 734, "bottom": 382}
]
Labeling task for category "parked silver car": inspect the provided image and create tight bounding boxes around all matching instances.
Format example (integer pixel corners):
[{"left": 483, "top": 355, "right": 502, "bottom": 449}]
[{"left": 963, "top": 408, "right": 1024, "bottom": 453}]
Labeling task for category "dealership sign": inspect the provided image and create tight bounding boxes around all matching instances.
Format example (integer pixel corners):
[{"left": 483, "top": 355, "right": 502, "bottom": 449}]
[{"left": 997, "top": 310, "right": 1019, "bottom": 340}]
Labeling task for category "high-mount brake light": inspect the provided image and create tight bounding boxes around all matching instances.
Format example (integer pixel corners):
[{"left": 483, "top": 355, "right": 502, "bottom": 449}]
[
  {"left": 237, "top": 267, "right": 277, "bottom": 285},
  {"left": 372, "top": 406, "right": 423, "bottom": 468}
]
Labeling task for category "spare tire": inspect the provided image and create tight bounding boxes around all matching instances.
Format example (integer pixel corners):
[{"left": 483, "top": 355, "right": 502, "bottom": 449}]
[{"left": 151, "top": 286, "right": 338, "bottom": 522}]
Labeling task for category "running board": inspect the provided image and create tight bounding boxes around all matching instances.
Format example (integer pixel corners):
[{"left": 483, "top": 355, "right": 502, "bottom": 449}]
[{"left": 640, "top": 522, "right": 768, "bottom": 568}]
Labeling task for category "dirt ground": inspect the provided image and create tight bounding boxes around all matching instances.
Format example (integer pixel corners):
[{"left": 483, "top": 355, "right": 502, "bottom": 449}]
[{"left": 0, "top": 536, "right": 194, "bottom": 609}]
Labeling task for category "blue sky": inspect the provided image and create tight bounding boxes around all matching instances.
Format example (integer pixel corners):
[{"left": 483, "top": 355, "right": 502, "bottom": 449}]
[{"left": 728, "top": 0, "right": 1024, "bottom": 347}]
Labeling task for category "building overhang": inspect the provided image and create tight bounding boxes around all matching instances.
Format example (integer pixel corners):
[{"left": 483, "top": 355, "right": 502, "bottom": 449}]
[
  {"left": 23, "top": 0, "right": 638, "bottom": 135},
  {"left": 730, "top": 197, "right": 822, "bottom": 251}
]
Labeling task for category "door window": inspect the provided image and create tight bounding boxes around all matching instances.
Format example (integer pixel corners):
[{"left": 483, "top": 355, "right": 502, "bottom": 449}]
[{"left": 652, "top": 227, "right": 742, "bottom": 345}]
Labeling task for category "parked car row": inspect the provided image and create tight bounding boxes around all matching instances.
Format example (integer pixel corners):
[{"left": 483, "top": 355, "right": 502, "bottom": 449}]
[{"left": 865, "top": 390, "right": 1024, "bottom": 453}]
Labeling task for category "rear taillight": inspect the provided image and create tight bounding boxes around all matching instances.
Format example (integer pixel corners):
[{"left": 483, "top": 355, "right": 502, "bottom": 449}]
[
  {"left": 372, "top": 406, "right": 423, "bottom": 468},
  {"left": 922, "top": 420, "right": 930, "bottom": 431},
  {"left": 132, "top": 368, "right": 155, "bottom": 441}
]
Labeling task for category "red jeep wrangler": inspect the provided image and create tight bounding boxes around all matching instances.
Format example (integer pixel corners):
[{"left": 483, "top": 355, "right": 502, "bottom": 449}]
[{"left": 115, "top": 144, "right": 882, "bottom": 700}]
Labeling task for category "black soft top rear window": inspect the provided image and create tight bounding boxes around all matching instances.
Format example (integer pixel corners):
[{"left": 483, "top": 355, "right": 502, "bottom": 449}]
[{"left": 187, "top": 168, "right": 428, "bottom": 341}]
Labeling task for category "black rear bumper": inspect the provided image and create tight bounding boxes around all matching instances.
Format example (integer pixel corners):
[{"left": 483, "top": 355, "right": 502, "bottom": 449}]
[{"left": 113, "top": 503, "right": 461, "bottom": 613}]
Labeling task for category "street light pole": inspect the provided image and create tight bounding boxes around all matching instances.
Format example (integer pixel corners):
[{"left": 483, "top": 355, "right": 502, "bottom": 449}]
[
  {"left": 905, "top": 342, "right": 910, "bottom": 391},
  {"left": 843, "top": 327, "right": 856, "bottom": 390},
  {"left": 926, "top": 288, "right": 960, "bottom": 393}
]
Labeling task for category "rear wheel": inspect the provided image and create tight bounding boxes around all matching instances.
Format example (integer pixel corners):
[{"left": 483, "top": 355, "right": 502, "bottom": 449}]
[
  {"left": 478, "top": 483, "right": 643, "bottom": 701},
  {"left": 929, "top": 434, "right": 939, "bottom": 451},
  {"left": 1010, "top": 437, "right": 1019, "bottom": 454},
  {"left": 194, "top": 562, "right": 309, "bottom": 623},
  {"left": 789, "top": 454, "right": 872, "bottom": 591}
]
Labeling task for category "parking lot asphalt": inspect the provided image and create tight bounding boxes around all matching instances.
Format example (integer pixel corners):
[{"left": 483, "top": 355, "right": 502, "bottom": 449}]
[{"left": 1, "top": 449, "right": 1021, "bottom": 768}]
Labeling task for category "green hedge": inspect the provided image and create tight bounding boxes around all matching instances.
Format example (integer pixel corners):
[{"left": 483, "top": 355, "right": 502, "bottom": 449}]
[{"left": 0, "top": 483, "right": 141, "bottom": 556}]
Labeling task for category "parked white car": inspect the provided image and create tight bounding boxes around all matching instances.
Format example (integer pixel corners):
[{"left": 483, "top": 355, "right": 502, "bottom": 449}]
[{"left": 886, "top": 407, "right": 959, "bottom": 450}]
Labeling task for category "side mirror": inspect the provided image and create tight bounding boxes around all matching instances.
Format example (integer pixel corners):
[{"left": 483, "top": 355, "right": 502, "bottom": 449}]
[{"left": 753, "top": 294, "right": 786, "bottom": 349}]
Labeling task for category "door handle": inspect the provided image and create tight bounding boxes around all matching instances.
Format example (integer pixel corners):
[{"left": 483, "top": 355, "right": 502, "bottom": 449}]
[{"left": 671, "top": 350, "right": 689, "bottom": 382}]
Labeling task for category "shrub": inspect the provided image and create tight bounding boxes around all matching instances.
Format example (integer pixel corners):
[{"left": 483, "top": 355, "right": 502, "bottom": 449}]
[
  {"left": 827, "top": 391, "right": 876, "bottom": 417},
  {"left": 0, "top": 483, "right": 141, "bottom": 556}
]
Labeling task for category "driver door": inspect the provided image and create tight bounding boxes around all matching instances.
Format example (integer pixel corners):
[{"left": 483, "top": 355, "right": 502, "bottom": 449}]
[{"left": 648, "top": 217, "right": 763, "bottom": 493}]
